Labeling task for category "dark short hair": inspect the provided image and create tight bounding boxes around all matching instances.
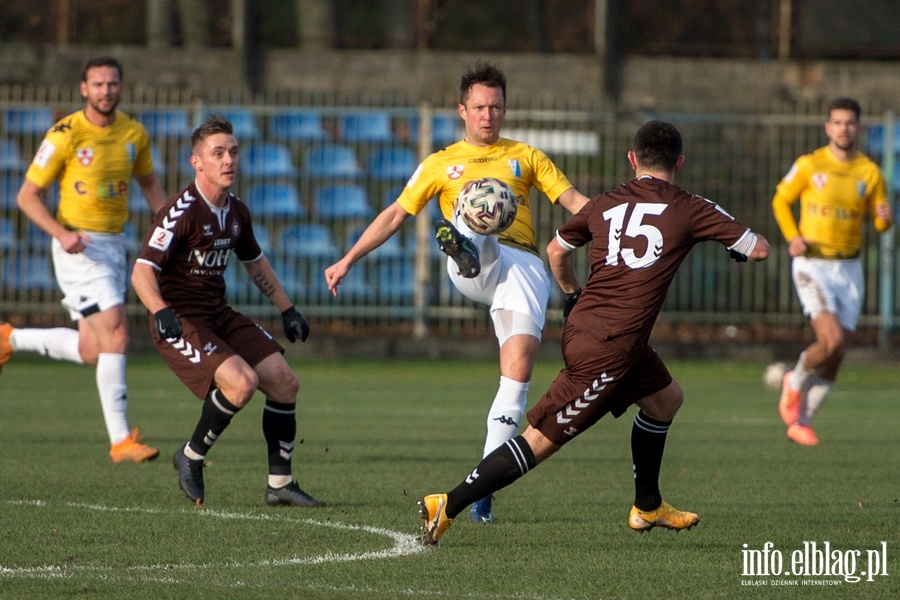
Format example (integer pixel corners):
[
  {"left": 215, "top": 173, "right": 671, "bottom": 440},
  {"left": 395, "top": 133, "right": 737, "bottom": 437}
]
[
  {"left": 632, "top": 120, "right": 683, "bottom": 172},
  {"left": 81, "top": 56, "right": 123, "bottom": 82},
  {"left": 191, "top": 114, "right": 234, "bottom": 150},
  {"left": 828, "top": 97, "right": 861, "bottom": 121},
  {"left": 459, "top": 61, "right": 507, "bottom": 105}
]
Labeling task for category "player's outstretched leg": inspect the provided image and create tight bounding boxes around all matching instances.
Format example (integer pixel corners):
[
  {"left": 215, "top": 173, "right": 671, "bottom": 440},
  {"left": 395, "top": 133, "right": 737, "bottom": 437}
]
[
  {"left": 628, "top": 500, "right": 699, "bottom": 532},
  {"left": 779, "top": 370, "right": 801, "bottom": 425},
  {"left": 435, "top": 219, "right": 480, "bottom": 278}
]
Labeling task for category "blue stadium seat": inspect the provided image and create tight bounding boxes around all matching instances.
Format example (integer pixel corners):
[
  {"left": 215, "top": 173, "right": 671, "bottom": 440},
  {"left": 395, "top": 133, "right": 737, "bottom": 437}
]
[
  {"left": 366, "top": 146, "right": 417, "bottom": 181},
  {"left": 253, "top": 223, "right": 271, "bottom": 253},
  {"left": 409, "top": 114, "right": 461, "bottom": 146},
  {"left": 241, "top": 143, "right": 297, "bottom": 177},
  {"left": 138, "top": 109, "right": 191, "bottom": 138},
  {"left": 304, "top": 144, "right": 362, "bottom": 178},
  {"left": 313, "top": 184, "right": 374, "bottom": 220},
  {"left": 0, "top": 217, "right": 19, "bottom": 251},
  {"left": 129, "top": 180, "right": 153, "bottom": 214},
  {"left": 245, "top": 183, "right": 306, "bottom": 218},
  {"left": 346, "top": 225, "right": 405, "bottom": 259},
  {"left": 209, "top": 109, "right": 261, "bottom": 140},
  {"left": 24, "top": 222, "right": 51, "bottom": 252},
  {"left": 1, "top": 253, "right": 57, "bottom": 292},
  {"left": 276, "top": 224, "right": 339, "bottom": 259},
  {"left": 0, "top": 138, "right": 27, "bottom": 172},
  {"left": 376, "top": 258, "right": 417, "bottom": 303},
  {"left": 863, "top": 123, "right": 900, "bottom": 156},
  {"left": 269, "top": 110, "right": 330, "bottom": 142},
  {"left": 338, "top": 112, "right": 396, "bottom": 143},
  {"left": 3, "top": 108, "right": 54, "bottom": 136}
]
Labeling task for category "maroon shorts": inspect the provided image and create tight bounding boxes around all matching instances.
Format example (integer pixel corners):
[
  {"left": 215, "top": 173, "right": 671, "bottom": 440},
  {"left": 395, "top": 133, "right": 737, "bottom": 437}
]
[
  {"left": 149, "top": 307, "right": 284, "bottom": 399},
  {"left": 526, "top": 325, "right": 672, "bottom": 445}
]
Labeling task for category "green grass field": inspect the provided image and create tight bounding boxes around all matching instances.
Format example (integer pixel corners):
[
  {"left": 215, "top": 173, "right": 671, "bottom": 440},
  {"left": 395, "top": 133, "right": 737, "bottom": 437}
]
[{"left": 0, "top": 354, "right": 896, "bottom": 599}]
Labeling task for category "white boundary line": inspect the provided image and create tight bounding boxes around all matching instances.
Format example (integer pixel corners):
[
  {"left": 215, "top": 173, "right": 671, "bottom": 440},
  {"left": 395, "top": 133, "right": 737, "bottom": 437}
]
[{"left": 1, "top": 499, "right": 425, "bottom": 579}]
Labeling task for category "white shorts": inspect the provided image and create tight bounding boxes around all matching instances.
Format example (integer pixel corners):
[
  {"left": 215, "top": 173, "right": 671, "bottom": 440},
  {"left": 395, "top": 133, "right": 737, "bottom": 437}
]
[
  {"left": 52, "top": 232, "right": 127, "bottom": 321},
  {"left": 447, "top": 214, "right": 549, "bottom": 344},
  {"left": 791, "top": 256, "right": 863, "bottom": 332}
]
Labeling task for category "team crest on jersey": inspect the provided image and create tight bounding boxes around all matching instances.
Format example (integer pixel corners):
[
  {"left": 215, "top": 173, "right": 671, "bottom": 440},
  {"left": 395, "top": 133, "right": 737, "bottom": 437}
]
[
  {"left": 812, "top": 173, "right": 827, "bottom": 189},
  {"left": 447, "top": 164, "right": 464, "bottom": 179},
  {"left": 508, "top": 159, "right": 521, "bottom": 177},
  {"left": 76, "top": 147, "right": 94, "bottom": 167},
  {"left": 231, "top": 220, "right": 241, "bottom": 236}
]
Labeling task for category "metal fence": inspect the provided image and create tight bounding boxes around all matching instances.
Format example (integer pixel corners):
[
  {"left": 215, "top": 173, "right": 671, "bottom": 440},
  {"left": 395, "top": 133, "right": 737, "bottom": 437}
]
[{"left": 0, "top": 87, "right": 896, "bottom": 343}]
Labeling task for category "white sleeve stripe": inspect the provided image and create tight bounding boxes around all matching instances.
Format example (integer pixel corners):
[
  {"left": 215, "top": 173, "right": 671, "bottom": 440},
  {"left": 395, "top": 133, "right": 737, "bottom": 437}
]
[
  {"left": 135, "top": 257, "right": 162, "bottom": 272},
  {"left": 555, "top": 230, "right": 578, "bottom": 251},
  {"left": 728, "top": 229, "right": 757, "bottom": 256}
]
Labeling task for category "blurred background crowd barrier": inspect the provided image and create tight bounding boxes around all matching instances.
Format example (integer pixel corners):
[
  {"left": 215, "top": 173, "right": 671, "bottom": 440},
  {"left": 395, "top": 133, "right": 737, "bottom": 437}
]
[{"left": 0, "top": 89, "right": 896, "bottom": 348}]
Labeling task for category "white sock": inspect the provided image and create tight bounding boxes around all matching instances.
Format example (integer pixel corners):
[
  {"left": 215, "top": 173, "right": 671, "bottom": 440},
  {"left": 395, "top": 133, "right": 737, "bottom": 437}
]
[
  {"left": 97, "top": 353, "right": 130, "bottom": 444},
  {"left": 798, "top": 375, "right": 833, "bottom": 426},
  {"left": 789, "top": 351, "right": 815, "bottom": 391},
  {"left": 482, "top": 376, "right": 529, "bottom": 457},
  {"left": 9, "top": 327, "right": 84, "bottom": 363},
  {"left": 268, "top": 474, "right": 293, "bottom": 488}
]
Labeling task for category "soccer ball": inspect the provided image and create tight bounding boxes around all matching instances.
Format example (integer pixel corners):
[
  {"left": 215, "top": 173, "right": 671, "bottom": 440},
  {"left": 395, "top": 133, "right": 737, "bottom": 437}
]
[
  {"left": 762, "top": 361, "right": 788, "bottom": 391},
  {"left": 457, "top": 177, "right": 518, "bottom": 235}
]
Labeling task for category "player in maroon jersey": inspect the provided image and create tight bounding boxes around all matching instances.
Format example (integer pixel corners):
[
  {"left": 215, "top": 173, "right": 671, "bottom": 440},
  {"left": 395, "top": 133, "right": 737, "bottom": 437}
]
[
  {"left": 131, "top": 115, "right": 324, "bottom": 508},
  {"left": 419, "top": 120, "right": 770, "bottom": 545}
]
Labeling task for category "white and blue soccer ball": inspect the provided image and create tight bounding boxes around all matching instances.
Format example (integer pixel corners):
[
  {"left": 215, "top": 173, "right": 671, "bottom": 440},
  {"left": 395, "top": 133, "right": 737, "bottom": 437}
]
[{"left": 457, "top": 177, "right": 518, "bottom": 235}]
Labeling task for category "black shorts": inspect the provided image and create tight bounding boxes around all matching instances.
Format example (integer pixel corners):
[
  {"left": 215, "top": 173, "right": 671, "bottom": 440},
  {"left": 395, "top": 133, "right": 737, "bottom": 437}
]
[
  {"left": 149, "top": 307, "right": 284, "bottom": 399},
  {"left": 526, "top": 325, "right": 672, "bottom": 445}
]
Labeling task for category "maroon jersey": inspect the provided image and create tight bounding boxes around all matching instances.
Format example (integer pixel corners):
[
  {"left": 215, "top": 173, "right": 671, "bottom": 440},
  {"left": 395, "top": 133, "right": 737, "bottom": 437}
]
[
  {"left": 559, "top": 175, "right": 748, "bottom": 348},
  {"left": 136, "top": 181, "right": 262, "bottom": 317}
]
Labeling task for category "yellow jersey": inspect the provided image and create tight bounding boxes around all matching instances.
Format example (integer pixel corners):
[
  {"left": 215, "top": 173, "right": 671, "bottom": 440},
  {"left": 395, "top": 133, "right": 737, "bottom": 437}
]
[
  {"left": 397, "top": 137, "right": 574, "bottom": 255},
  {"left": 25, "top": 109, "right": 155, "bottom": 234},
  {"left": 772, "top": 146, "right": 890, "bottom": 258}
]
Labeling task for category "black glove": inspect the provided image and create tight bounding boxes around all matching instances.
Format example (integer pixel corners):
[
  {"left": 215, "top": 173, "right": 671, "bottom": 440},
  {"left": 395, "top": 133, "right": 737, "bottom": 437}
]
[
  {"left": 562, "top": 288, "right": 582, "bottom": 322},
  {"left": 728, "top": 249, "right": 748, "bottom": 263},
  {"left": 153, "top": 307, "right": 183, "bottom": 339},
  {"left": 282, "top": 306, "right": 309, "bottom": 343}
]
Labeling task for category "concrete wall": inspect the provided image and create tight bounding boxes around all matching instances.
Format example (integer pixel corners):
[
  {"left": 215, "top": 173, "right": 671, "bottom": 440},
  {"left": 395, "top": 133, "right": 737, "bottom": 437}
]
[{"left": 3, "top": 45, "right": 898, "bottom": 112}]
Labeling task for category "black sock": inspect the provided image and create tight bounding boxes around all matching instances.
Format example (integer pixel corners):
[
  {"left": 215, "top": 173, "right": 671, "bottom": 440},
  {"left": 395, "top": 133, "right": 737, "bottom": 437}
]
[
  {"left": 445, "top": 435, "right": 536, "bottom": 519},
  {"left": 262, "top": 398, "right": 296, "bottom": 477},
  {"left": 188, "top": 389, "right": 240, "bottom": 457},
  {"left": 631, "top": 410, "right": 671, "bottom": 511}
]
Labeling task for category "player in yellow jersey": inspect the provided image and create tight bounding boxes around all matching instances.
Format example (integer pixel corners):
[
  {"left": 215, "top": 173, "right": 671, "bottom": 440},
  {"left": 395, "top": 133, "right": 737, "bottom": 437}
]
[
  {"left": 0, "top": 56, "right": 167, "bottom": 462},
  {"left": 772, "top": 97, "right": 893, "bottom": 446},
  {"left": 325, "top": 62, "right": 591, "bottom": 523}
]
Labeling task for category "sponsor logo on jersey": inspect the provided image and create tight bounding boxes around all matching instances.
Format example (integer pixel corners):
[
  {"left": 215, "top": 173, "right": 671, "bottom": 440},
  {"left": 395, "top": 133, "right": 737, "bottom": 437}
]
[
  {"left": 76, "top": 147, "right": 94, "bottom": 166},
  {"left": 149, "top": 226, "right": 174, "bottom": 251},
  {"left": 33, "top": 140, "right": 56, "bottom": 168},
  {"left": 86, "top": 180, "right": 128, "bottom": 198},
  {"left": 508, "top": 159, "right": 521, "bottom": 177},
  {"left": 51, "top": 120, "right": 72, "bottom": 133},
  {"left": 468, "top": 157, "right": 495, "bottom": 163},
  {"left": 447, "top": 164, "right": 464, "bottom": 179},
  {"left": 202, "top": 224, "right": 213, "bottom": 237},
  {"left": 213, "top": 238, "right": 230, "bottom": 248},
  {"left": 191, "top": 247, "right": 233, "bottom": 269}
]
